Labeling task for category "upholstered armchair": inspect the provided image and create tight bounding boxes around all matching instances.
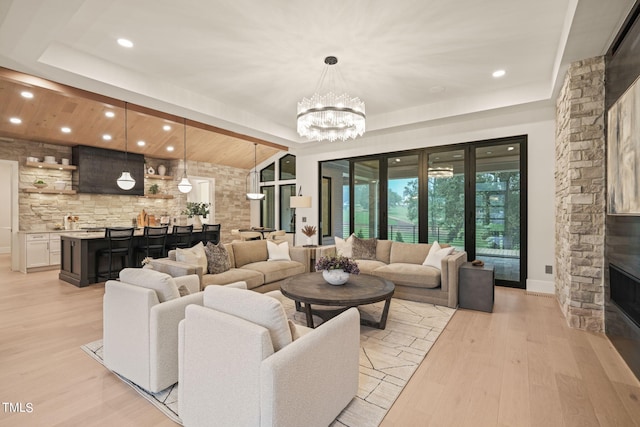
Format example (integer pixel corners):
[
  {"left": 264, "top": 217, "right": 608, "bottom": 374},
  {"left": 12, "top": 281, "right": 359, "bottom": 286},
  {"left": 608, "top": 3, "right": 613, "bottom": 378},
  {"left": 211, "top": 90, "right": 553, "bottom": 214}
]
[
  {"left": 178, "top": 286, "right": 360, "bottom": 427},
  {"left": 103, "top": 267, "right": 246, "bottom": 393}
]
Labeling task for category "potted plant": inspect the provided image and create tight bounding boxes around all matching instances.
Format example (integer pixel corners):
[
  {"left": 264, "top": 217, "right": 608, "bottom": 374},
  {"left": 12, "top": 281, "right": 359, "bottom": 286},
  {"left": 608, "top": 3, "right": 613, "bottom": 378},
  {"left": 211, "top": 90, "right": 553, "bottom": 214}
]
[
  {"left": 301, "top": 225, "right": 317, "bottom": 247},
  {"left": 149, "top": 183, "right": 159, "bottom": 195},
  {"left": 182, "top": 202, "right": 210, "bottom": 228},
  {"left": 315, "top": 255, "right": 360, "bottom": 285},
  {"left": 33, "top": 179, "right": 47, "bottom": 189}
]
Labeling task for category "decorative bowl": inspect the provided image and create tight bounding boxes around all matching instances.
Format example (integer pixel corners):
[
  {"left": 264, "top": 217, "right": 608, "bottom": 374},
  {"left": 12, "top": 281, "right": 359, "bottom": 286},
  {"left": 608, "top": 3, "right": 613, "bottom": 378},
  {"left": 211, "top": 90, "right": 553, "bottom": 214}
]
[
  {"left": 33, "top": 182, "right": 47, "bottom": 189},
  {"left": 322, "top": 269, "right": 350, "bottom": 285}
]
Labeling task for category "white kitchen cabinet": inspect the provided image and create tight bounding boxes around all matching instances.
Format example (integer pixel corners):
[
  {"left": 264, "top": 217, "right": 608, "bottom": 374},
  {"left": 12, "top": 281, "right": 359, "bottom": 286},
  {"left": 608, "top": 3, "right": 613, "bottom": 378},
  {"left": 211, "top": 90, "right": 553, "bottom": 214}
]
[{"left": 19, "top": 232, "right": 68, "bottom": 272}]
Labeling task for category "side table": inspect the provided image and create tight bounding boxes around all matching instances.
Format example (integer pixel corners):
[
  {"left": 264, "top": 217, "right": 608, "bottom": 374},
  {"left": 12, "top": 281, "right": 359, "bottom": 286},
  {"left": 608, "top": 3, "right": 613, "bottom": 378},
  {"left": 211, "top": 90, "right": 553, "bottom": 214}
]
[{"left": 459, "top": 262, "right": 495, "bottom": 312}]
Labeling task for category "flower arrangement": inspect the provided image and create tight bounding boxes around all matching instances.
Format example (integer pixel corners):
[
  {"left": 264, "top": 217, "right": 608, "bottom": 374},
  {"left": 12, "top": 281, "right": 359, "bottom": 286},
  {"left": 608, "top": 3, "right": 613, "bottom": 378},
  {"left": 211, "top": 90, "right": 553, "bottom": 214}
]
[
  {"left": 67, "top": 215, "right": 79, "bottom": 223},
  {"left": 315, "top": 255, "right": 360, "bottom": 275},
  {"left": 182, "top": 202, "right": 210, "bottom": 218},
  {"left": 301, "top": 225, "right": 317, "bottom": 237}
]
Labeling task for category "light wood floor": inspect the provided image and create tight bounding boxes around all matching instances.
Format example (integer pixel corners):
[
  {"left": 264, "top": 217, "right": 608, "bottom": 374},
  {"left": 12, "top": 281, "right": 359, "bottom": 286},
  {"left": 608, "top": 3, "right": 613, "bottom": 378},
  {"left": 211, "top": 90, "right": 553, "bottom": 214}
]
[{"left": 0, "top": 255, "right": 638, "bottom": 427}]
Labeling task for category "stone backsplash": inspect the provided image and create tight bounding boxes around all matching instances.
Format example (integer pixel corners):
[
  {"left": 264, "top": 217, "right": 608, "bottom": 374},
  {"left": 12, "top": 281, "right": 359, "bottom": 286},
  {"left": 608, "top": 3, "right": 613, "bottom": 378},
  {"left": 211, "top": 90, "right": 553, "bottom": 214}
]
[
  {"left": 1, "top": 138, "right": 251, "bottom": 243},
  {"left": 555, "top": 56, "right": 606, "bottom": 332}
]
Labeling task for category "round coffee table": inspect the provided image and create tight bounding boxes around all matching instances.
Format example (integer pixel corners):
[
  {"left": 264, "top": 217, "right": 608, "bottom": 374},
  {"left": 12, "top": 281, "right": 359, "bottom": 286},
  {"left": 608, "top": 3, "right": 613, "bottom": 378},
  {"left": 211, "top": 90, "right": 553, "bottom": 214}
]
[{"left": 281, "top": 272, "right": 395, "bottom": 329}]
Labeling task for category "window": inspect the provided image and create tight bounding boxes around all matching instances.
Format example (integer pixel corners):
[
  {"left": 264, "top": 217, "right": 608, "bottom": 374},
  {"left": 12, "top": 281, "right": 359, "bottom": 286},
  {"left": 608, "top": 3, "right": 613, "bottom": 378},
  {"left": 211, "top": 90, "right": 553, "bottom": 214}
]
[
  {"left": 260, "top": 162, "right": 275, "bottom": 182},
  {"left": 279, "top": 184, "right": 296, "bottom": 232},
  {"left": 279, "top": 154, "right": 296, "bottom": 180}
]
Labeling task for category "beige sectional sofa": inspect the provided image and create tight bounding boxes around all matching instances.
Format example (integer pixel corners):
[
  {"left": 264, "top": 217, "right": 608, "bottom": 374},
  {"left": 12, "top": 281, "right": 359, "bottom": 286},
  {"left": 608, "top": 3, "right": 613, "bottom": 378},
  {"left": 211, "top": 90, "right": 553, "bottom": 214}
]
[
  {"left": 319, "top": 240, "right": 467, "bottom": 308},
  {"left": 151, "top": 239, "right": 308, "bottom": 293}
]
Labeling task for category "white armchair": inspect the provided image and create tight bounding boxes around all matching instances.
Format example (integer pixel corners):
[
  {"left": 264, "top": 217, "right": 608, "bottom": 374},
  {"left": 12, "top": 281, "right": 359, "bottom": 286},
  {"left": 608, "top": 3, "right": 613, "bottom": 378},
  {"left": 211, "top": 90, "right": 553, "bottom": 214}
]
[
  {"left": 178, "top": 286, "right": 360, "bottom": 427},
  {"left": 103, "top": 267, "right": 246, "bottom": 393}
]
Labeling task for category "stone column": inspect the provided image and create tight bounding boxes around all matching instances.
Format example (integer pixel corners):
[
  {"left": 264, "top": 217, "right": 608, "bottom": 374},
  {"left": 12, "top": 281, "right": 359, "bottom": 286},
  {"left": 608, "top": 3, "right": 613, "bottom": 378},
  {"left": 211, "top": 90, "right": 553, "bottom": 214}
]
[{"left": 555, "top": 56, "right": 606, "bottom": 332}]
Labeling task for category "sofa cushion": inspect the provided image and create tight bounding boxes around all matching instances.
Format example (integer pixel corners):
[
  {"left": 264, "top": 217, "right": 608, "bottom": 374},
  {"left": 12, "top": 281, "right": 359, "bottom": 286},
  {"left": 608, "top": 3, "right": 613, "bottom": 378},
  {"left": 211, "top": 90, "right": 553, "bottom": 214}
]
[
  {"left": 175, "top": 242, "right": 208, "bottom": 273},
  {"left": 376, "top": 239, "right": 393, "bottom": 264},
  {"left": 422, "top": 241, "right": 454, "bottom": 270},
  {"left": 231, "top": 240, "right": 268, "bottom": 268},
  {"left": 352, "top": 236, "right": 377, "bottom": 260},
  {"left": 335, "top": 235, "right": 353, "bottom": 258},
  {"left": 119, "top": 268, "right": 180, "bottom": 302},
  {"left": 373, "top": 263, "right": 441, "bottom": 289},
  {"left": 203, "top": 286, "right": 292, "bottom": 351},
  {"left": 390, "top": 241, "right": 432, "bottom": 265},
  {"left": 266, "top": 240, "right": 291, "bottom": 261},
  {"left": 354, "top": 259, "right": 387, "bottom": 275},
  {"left": 202, "top": 268, "right": 264, "bottom": 290},
  {"left": 205, "top": 242, "right": 231, "bottom": 274},
  {"left": 241, "top": 260, "right": 305, "bottom": 284}
]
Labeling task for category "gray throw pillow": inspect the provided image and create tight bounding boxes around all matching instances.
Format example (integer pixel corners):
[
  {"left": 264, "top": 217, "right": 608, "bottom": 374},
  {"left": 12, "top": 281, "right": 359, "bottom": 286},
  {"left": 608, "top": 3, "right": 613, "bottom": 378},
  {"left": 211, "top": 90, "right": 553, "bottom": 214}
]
[
  {"left": 204, "top": 242, "right": 231, "bottom": 274},
  {"left": 352, "top": 236, "right": 377, "bottom": 260}
]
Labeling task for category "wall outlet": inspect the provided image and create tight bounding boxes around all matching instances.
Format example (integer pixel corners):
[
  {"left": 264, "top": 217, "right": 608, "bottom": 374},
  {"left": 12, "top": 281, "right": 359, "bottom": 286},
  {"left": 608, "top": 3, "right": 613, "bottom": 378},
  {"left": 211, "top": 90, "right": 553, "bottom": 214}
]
[
  {"left": 545, "top": 265, "right": 553, "bottom": 274},
  {"left": 302, "top": 217, "right": 307, "bottom": 222}
]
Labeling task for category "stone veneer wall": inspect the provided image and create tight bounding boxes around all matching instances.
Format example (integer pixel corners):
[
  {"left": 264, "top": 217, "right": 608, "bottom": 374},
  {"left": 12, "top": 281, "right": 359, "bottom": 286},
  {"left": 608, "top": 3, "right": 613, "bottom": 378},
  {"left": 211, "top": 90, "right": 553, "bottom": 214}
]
[
  {"left": 555, "top": 56, "right": 606, "bottom": 332},
  {"left": 0, "top": 138, "right": 250, "bottom": 244}
]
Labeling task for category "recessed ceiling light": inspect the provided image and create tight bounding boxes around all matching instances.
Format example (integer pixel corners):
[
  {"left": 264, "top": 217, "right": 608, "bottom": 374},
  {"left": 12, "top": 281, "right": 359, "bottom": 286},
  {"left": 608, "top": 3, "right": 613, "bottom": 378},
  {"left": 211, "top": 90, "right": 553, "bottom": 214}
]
[
  {"left": 137, "top": 140, "right": 145, "bottom": 147},
  {"left": 105, "top": 111, "right": 115, "bottom": 118},
  {"left": 487, "top": 151, "right": 492, "bottom": 154},
  {"left": 492, "top": 69, "right": 506, "bottom": 78},
  {"left": 163, "top": 125, "right": 171, "bottom": 131},
  {"left": 102, "top": 134, "right": 112, "bottom": 141},
  {"left": 9, "top": 117, "right": 22, "bottom": 124},
  {"left": 117, "top": 38, "right": 133, "bottom": 48},
  {"left": 166, "top": 146, "right": 174, "bottom": 152},
  {"left": 61, "top": 127, "right": 71, "bottom": 133},
  {"left": 453, "top": 154, "right": 462, "bottom": 158},
  {"left": 21, "top": 91, "right": 33, "bottom": 99},
  {"left": 507, "top": 146, "right": 515, "bottom": 151},
  {"left": 395, "top": 158, "right": 401, "bottom": 162}
]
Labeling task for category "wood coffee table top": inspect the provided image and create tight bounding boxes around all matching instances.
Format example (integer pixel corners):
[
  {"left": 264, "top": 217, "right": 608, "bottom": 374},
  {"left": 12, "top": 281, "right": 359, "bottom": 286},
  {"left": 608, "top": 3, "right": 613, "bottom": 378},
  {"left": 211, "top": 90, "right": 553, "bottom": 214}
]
[
  {"left": 281, "top": 272, "right": 395, "bottom": 329},
  {"left": 281, "top": 272, "right": 395, "bottom": 306}
]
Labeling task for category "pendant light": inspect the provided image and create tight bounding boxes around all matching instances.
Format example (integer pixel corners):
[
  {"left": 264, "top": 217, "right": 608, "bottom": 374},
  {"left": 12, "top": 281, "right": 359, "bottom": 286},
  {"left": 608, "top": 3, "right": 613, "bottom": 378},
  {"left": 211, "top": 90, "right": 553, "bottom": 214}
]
[
  {"left": 246, "top": 143, "right": 265, "bottom": 200},
  {"left": 116, "top": 102, "right": 136, "bottom": 190},
  {"left": 177, "top": 118, "right": 192, "bottom": 193}
]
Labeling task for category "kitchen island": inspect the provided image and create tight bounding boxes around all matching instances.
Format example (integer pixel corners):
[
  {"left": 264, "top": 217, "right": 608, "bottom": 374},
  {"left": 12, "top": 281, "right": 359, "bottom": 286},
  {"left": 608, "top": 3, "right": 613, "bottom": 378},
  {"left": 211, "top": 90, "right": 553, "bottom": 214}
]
[{"left": 59, "top": 228, "right": 205, "bottom": 287}]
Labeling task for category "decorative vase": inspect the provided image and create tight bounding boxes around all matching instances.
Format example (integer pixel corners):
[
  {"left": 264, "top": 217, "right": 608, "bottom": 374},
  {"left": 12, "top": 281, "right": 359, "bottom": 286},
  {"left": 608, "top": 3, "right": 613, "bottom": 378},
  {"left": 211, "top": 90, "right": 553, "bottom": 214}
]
[
  {"left": 157, "top": 164, "right": 166, "bottom": 176},
  {"left": 322, "top": 269, "right": 350, "bottom": 285},
  {"left": 305, "top": 236, "right": 313, "bottom": 246},
  {"left": 193, "top": 215, "right": 202, "bottom": 228}
]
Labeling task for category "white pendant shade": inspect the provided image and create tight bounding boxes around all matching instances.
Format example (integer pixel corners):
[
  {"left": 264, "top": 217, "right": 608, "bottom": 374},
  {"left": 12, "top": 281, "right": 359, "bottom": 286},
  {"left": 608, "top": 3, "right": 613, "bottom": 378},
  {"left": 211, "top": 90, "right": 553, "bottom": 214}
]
[
  {"left": 178, "top": 177, "right": 192, "bottom": 193},
  {"left": 290, "top": 195, "right": 311, "bottom": 208},
  {"left": 116, "top": 171, "right": 136, "bottom": 190},
  {"left": 246, "top": 192, "right": 265, "bottom": 200}
]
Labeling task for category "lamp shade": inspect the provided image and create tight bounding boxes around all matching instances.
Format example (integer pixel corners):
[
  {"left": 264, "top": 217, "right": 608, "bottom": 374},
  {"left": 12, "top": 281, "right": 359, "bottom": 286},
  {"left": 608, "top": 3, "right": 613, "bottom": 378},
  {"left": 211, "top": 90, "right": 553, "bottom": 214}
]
[
  {"left": 178, "top": 177, "right": 192, "bottom": 193},
  {"left": 116, "top": 171, "right": 135, "bottom": 190},
  {"left": 290, "top": 195, "right": 311, "bottom": 208}
]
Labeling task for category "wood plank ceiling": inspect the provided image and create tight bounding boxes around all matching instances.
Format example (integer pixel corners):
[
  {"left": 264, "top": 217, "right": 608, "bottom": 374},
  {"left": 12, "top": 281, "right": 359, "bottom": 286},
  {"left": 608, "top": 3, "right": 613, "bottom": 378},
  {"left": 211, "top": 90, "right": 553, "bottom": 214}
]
[{"left": 0, "top": 68, "right": 286, "bottom": 170}]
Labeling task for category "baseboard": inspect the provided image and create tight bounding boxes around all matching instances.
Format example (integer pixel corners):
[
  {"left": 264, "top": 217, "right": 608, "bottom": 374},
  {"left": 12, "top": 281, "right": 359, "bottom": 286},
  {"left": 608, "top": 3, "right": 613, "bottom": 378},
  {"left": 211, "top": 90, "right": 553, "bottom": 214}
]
[{"left": 526, "top": 279, "right": 554, "bottom": 295}]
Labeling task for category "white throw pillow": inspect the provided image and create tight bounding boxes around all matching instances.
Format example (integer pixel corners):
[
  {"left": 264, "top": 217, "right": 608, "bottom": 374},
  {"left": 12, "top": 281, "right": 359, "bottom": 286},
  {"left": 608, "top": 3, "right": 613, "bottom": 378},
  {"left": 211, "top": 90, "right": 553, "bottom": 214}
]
[
  {"left": 335, "top": 235, "right": 353, "bottom": 258},
  {"left": 422, "top": 241, "right": 454, "bottom": 270},
  {"left": 176, "top": 241, "right": 208, "bottom": 273},
  {"left": 267, "top": 240, "right": 291, "bottom": 261},
  {"left": 119, "top": 268, "right": 180, "bottom": 302}
]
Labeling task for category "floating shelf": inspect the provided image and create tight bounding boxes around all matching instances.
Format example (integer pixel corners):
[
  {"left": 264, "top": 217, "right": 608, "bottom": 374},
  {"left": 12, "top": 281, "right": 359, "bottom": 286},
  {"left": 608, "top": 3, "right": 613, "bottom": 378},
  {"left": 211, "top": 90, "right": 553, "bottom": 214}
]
[
  {"left": 26, "top": 161, "right": 77, "bottom": 171},
  {"left": 145, "top": 174, "right": 173, "bottom": 180},
  {"left": 24, "top": 188, "right": 77, "bottom": 195},
  {"left": 144, "top": 194, "right": 173, "bottom": 199}
]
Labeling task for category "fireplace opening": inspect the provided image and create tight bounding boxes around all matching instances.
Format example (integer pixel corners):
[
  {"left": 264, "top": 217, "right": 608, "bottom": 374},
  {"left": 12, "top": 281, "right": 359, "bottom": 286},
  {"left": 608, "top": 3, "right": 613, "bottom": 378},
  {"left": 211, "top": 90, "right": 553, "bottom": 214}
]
[{"left": 610, "top": 264, "right": 640, "bottom": 328}]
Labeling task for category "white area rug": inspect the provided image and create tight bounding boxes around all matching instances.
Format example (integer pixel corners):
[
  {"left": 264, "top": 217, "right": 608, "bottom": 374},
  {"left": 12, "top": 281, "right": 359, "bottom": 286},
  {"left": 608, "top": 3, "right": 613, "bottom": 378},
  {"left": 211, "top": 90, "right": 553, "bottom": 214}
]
[{"left": 82, "top": 298, "right": 455, "bottom": 426}]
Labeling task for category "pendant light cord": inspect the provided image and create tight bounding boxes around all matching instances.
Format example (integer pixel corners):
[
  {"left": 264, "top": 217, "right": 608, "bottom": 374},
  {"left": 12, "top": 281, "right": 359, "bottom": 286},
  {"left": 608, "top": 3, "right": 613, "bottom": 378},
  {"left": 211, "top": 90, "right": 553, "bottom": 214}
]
[{"left": 124, "top": 102, "right": 128, "bottom": 166}]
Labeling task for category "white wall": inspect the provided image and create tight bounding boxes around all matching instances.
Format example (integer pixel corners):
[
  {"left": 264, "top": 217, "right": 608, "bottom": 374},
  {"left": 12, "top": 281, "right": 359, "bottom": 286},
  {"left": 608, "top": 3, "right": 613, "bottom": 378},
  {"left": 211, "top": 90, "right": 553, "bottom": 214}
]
[
  {"left": 0, "top": 161, "right": 14, "bottom": 253},
  {"left": 290, "top": 100, "right": 557, "bottom": 293}
]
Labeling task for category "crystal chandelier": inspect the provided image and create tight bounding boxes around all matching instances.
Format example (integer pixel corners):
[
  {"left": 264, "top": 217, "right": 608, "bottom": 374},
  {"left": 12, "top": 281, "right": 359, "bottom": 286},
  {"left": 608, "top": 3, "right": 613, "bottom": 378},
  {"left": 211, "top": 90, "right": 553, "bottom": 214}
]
[
  {"left": 428, "top": 166, "right": 454, "bottom": 178},
  {"left": 297, "top": 56, "right": 365, "bottom": 142}
]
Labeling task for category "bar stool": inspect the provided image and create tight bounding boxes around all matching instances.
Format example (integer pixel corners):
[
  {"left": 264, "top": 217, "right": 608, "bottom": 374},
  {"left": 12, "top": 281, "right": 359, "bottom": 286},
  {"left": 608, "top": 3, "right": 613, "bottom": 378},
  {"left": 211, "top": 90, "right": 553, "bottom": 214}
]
[
  {"left": 136, "top": 225, "right": 169, "bottom": 264},
  {"left": 95, "top": 227, "right": 135, "bottom": 282},
  {"left": 202, "top": 223, "right": 221, "bottom": 245},
  {"left": 170, "top": 225, "right": 194, "bottom": 250}
]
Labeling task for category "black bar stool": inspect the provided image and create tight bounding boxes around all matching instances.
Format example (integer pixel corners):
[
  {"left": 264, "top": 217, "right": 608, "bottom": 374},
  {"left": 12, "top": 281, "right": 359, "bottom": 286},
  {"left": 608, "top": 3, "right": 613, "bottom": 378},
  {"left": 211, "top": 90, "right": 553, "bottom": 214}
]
[
  {"left": 170, "top": 225, "right": 194, "bottom": 250},
  {"left": 96, "top": 227, "right": 135, "bottom": 282},
  {"left": 202, "top": 223, "right": 221, "bottom": 245},
  {"left": 136, "top": 225, "right": 169, "bottom": 264}
]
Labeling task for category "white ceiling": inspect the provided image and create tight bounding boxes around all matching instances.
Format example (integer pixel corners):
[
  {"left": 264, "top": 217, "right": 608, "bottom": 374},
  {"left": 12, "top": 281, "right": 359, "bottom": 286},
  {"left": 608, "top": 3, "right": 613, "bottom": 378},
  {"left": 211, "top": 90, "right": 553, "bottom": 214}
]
[{"left": 0, "top": 0, "right": 635, "bottom": 149}]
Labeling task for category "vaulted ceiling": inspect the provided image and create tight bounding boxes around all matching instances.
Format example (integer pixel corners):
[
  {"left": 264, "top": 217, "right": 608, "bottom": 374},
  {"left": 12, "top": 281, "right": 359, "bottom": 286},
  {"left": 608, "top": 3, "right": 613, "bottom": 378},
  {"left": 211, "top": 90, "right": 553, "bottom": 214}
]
[{"left": 0, "top": 0, "right": 635, "bottom": 168}]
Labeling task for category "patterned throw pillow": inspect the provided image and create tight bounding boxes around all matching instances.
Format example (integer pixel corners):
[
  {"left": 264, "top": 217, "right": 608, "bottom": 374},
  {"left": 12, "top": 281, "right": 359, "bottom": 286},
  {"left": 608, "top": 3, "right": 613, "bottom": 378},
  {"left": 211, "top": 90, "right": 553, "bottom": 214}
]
[
  {"left": 178, "top": 285, "right": 191, "bottom": 297},
  {"left": 204, "top": 242, "right": 231, "bottom": 274},
  {"left": 352, "top": 236, "right": 377, "bottom": 260}
]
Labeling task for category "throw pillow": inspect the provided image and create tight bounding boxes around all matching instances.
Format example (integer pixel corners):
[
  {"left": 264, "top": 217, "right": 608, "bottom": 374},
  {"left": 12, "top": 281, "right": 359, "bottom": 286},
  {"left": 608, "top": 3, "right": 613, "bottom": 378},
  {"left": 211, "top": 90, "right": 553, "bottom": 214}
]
[
  {"left": 335, "top": 235, "right": 354, "bottom": 258},
  {"left": 422, "top": 241, "right": 455, "bottom": 270},
  {"left": 176, "top": 242, "right": 208, "bottom": 274},
  {"left": 204, "top": 242, "right": 231, "bottom": 274},
  {"left": 178, "top": 285, "right": 191, "bottom": 297},
  {"left": 352, "top": 235, "right": 377, "bottom": 260},
  {"left": 267, "top": 240, "right": 291, "bottom": 261}
]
